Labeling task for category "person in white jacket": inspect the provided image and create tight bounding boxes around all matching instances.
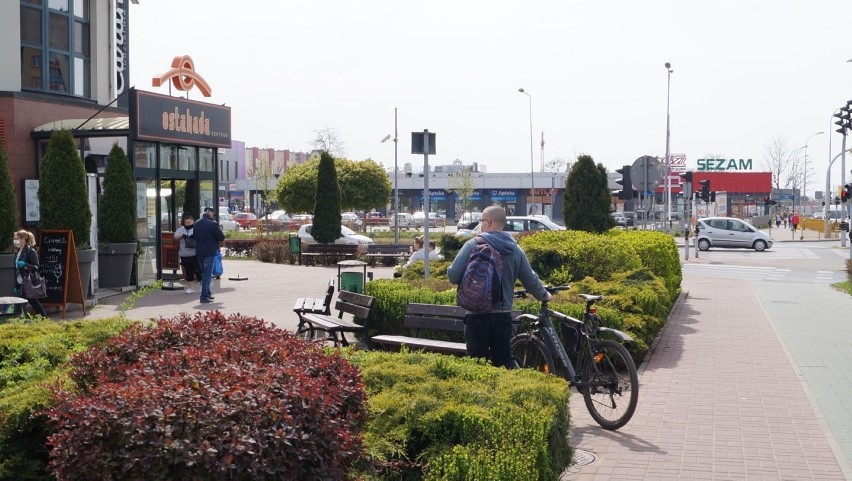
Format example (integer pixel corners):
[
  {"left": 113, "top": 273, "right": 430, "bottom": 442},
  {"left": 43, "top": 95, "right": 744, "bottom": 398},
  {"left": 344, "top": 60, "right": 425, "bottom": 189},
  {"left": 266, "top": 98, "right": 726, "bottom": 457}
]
[{"left": 404, "top": 236, "right": 443, "bottom": 267}]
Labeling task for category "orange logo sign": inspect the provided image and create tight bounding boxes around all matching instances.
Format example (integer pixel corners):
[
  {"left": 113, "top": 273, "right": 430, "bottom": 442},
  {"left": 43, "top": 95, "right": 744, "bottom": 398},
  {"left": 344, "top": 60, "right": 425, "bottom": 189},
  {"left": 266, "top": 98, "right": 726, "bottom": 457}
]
[{"left": 152, "top": 55, "right": 212, "bottom": 97}]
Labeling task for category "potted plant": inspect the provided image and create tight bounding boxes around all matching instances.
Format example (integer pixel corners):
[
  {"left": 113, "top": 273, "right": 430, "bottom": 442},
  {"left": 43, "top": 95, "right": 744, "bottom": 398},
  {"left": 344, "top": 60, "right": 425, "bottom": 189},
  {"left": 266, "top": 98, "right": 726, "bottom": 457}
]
[
  {"left": 38, "top": 130, "right": 95, "bottom": 298},
  {"left": 0, "top": 142, "right": 19, "bottom": 297},
  {"left": 97, "top": 144, "right": 137, "bottom": 289}
]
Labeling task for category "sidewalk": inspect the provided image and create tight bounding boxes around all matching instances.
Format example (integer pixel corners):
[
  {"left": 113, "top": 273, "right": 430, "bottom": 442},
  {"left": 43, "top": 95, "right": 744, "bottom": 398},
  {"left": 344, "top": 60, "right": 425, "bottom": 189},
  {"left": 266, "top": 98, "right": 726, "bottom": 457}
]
[{"left": 566, "top": 275, "right": 851, "bottom": 480}]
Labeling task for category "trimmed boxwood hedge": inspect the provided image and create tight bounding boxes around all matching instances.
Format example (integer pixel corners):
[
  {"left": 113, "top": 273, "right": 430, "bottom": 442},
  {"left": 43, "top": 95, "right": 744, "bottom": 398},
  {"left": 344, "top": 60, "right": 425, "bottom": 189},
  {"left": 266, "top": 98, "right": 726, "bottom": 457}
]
[{"left": 349, "top": 349, "right": 572, "bottom": 481}]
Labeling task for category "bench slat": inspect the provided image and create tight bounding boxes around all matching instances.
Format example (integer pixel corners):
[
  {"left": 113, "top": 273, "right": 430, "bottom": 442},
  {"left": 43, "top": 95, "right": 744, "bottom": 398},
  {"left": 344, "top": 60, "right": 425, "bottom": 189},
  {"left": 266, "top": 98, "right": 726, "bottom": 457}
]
[
  {"left": 301, "top": 313, "right": 365, "bottom": 331},
  {"left": 371, "top": 335, "right": 467, "bottom": 355},
  {"left": 405, "top": 303, "right": 467, "bottom": 317},
  {"left": 404, "top": 315, "right": 466, "bottom": 333}
]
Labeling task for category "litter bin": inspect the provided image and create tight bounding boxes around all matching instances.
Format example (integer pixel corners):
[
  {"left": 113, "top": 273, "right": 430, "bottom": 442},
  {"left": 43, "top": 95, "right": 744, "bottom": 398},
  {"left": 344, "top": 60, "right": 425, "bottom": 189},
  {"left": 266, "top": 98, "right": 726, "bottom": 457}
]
[
  {"left": 340, "top": 271, "right": 364, "bottom": 293},
  {"left": 289, "top": 235, "right": 301, "bottom": 264}
]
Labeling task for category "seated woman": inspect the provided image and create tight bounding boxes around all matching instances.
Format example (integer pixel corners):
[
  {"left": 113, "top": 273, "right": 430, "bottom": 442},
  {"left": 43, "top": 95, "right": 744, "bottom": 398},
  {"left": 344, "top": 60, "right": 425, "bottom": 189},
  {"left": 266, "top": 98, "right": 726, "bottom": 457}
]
[{"left": 404, "top": 236, "right": 443, "bottom": 268}]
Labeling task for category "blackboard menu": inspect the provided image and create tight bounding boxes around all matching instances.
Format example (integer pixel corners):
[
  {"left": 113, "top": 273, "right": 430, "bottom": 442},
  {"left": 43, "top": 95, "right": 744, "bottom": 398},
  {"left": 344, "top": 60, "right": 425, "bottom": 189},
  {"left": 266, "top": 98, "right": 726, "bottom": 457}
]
[
  {"left": 39, "top": 230, "right": 70, "bottom": 305},
  {"left": 38, "top": 230, "right": 85, "bottom": 315}
]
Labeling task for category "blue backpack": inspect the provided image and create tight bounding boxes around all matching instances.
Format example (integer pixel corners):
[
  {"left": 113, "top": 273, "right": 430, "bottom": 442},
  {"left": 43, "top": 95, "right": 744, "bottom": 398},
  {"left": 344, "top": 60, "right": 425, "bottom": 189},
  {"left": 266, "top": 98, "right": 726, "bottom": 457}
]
[{"left": 456, "top": 235, "right": 504, "bottom": 312}]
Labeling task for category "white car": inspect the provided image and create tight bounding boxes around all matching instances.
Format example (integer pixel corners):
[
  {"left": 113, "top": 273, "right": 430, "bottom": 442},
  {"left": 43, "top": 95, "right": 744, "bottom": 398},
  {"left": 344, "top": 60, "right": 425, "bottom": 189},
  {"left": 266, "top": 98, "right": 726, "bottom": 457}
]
[
  {"left": 696, "top": 217, "right": 773, "bottom": 251},
  {"left": 219, "top": 217, "right": 239, "bottom": 232},
  {"left": 341, "top": 212, "right": 364, "bottom": 228},
  {"left": 297, "top": 224, "right": 374, "bottom": 254},
  {"left": 460, "top": 216, "right": 565, "bottom": 238},
  {"left": 457, "top": 211, "right": 482, "bottom": 229}
]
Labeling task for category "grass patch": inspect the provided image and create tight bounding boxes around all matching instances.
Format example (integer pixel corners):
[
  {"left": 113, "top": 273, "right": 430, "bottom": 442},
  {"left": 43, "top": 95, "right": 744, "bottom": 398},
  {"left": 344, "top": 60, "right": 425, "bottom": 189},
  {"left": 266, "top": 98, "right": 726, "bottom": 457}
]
[{"left": 832, "top": 281, "right": 852, "bottom": 295}]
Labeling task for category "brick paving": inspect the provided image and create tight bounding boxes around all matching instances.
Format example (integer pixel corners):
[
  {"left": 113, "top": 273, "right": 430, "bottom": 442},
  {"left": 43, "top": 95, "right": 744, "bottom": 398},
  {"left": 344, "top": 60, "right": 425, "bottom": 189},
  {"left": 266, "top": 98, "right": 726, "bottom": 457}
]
[{"left": 566, "top": 275, "right": 849, "bottom": 480}]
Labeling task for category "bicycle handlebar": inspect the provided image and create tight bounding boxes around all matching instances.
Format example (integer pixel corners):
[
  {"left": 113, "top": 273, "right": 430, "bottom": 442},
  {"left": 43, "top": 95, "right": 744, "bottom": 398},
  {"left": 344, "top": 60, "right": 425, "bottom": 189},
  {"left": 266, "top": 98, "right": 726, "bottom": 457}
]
[{"left": 513, "top": 285, "right": 571, "bottom": 299}]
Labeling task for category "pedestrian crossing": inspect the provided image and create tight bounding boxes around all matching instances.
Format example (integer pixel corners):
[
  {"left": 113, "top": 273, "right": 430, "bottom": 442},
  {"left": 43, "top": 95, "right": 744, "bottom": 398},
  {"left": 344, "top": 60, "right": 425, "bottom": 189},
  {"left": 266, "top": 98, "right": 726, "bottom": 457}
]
[{"left": 683, "top": 263, "right": 845, "bottom": 284}]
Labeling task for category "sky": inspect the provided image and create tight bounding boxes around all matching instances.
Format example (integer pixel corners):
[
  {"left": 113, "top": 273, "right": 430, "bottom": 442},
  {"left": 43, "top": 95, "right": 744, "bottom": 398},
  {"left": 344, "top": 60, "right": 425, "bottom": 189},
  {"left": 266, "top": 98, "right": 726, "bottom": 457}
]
[{"left": 128, "top": 1, "right": 852, "bottom": 197}]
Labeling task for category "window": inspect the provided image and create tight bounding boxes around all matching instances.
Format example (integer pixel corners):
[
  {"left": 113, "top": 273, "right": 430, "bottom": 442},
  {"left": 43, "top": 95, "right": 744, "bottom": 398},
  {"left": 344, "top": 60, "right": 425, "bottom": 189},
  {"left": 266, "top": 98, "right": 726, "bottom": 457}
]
[{"left": 20, "top": 0, "right": 90, "bottom": 97}]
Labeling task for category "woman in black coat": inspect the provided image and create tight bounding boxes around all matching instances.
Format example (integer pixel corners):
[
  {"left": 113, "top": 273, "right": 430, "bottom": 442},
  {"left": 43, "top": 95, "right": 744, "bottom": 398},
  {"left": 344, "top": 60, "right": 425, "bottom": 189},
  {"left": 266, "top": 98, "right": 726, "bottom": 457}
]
[{"left": 13, "top": 229, "right": 47, "bottom": 317}]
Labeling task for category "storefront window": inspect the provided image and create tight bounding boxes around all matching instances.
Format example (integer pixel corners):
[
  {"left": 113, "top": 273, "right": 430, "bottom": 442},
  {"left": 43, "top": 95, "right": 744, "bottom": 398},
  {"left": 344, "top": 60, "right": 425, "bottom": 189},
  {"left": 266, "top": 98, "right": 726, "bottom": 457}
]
[
  {"left": 199, "top": 148, "right": 214, "bottom": 172},
  {"left": 133, "top": 142, "right": 156, "bottom": 168},
  {"left": 178, "top": 146, "right": 197, "bottom": 171},
  {"left": 160, "top": 145, "right": 178, "bottom": 170}
]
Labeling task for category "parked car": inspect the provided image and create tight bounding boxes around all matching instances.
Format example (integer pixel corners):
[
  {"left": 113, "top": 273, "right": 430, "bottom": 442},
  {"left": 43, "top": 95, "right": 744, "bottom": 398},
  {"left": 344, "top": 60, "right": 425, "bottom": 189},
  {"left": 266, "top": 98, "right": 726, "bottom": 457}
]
[
  {"left": 219, "top": 217, "right": 239, "bottom": 232},
  {"left": 341, "top": 212, "right": 364, "bottom": 228},
  {"left": 457, "top": 211, "right": 482, "bottom": 229},
  {"left": 696, "top": 217, "right": 773, "bottom": 251},
  {"left": 412, "top": 211, "right": 440, "bottom": 228},
  {"left": 611, "top": 212, "right": 627, "bottom": 227},
  {"left": 390, "top": 213, "right": 415, "bottom": 228},
  {"left": 456, "top": 220, "right": 480, "bottom": 239},
  {"left": 232, "top": 212, "right": 258, "bottom": 230},
  {"left": 260, "top": 210, "right": 291, "bottom": 226},
  {"left": 296, "top": 224, "right": 374, "bottom": 254},
  {"left": 459, "top": 216, "right": 565, "bottom": 238}
]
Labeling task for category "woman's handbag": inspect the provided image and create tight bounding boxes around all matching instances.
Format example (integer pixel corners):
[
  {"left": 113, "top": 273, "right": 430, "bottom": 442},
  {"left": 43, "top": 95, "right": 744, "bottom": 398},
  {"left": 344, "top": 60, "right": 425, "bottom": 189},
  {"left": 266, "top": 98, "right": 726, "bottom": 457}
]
[{"left": 22, "top": 271, "right": 47, "bottom": 299}]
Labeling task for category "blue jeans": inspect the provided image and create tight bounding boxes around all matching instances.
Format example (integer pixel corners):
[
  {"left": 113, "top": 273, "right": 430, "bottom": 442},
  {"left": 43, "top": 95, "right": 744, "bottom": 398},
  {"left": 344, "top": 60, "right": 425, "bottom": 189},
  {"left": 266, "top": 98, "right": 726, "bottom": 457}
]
[
  {"left": 464, "top": 312, "right": 518, "bottom": 368},
  {"left": 198, "top": 255, "right": 215, "bottom": 300}
]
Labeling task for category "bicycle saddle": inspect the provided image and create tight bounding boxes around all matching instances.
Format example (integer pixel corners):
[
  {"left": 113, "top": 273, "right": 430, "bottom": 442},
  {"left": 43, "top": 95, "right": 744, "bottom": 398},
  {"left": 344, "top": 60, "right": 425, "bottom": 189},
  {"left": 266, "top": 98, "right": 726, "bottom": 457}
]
[{"left": 578, "top": 294, "right": 604, "bottom": 303}]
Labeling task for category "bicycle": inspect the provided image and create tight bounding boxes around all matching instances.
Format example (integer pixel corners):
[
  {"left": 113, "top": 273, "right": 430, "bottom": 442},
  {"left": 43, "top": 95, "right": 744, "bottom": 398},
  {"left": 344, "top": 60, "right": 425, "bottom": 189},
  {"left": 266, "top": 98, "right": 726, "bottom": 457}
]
[{"left": 511, "top": 286, "right": 639, "bottom": 430}]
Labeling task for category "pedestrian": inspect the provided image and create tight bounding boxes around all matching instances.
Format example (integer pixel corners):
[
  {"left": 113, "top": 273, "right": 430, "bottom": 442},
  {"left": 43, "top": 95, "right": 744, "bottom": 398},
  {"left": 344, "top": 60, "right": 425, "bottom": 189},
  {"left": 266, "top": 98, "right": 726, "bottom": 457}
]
[
  {"left": 782, "top": 213, "right": 788, "bottom": 229},
  {"left": 174, "top": 213, "right": 200, "bottom": 295},
  {"left": 775, "top": 213, "right": 781, "bottom": 229},
  {"left": 791, "top": 212, "right": 800, "bottom": 232},
  {"left": 193, "top": 207, "right": 225, "bottom": 304},
  {"left": 13, "top": 229, "right": 47, "bottom": 317},
  {"left": 448, "top": 206, "right": 551, "bottom": 368}
]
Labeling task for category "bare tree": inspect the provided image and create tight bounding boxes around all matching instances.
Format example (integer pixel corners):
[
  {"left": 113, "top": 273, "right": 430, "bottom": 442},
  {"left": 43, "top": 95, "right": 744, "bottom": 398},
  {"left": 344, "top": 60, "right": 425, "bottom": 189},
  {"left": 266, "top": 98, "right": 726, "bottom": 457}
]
[
  {"left": 449, "top": 167, "right": 475, "bottom": 214},
  {"left": 311, "top": 126, "right": 346, "bottom": 157},
  {"left": 544, "top": 157, "right": 568, "bottom": 173},
  {"left": 762, "top": 136, "right": 799, "bottom": 191}
]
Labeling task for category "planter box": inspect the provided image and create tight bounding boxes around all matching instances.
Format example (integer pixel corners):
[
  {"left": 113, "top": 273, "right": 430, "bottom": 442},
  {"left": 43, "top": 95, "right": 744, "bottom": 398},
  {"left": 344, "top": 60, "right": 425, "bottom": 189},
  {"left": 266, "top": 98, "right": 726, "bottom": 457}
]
[{"left": 97, "top": 243, "right": 136, "bottom": 289}]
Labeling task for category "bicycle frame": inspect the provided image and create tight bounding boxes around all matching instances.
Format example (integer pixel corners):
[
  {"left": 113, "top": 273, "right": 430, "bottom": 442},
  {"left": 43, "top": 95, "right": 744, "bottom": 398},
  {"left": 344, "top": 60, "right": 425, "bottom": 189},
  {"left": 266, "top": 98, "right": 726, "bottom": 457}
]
[{"left": 516, "top": 301, "right": 633, "bottom": 386}]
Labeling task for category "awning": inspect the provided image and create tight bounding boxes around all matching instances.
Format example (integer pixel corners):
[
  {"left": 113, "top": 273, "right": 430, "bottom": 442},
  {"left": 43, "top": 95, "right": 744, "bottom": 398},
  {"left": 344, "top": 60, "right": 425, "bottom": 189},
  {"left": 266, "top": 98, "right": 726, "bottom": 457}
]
[{"left": 31, "top": 117, "right": 129, "bottom": 138}]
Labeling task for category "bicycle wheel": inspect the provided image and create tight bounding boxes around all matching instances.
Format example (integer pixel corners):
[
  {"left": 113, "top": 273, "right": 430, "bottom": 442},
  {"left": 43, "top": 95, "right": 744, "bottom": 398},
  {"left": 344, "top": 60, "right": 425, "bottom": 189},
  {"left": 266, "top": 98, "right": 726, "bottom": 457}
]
[
  {"left": 580, "top": 339, "right": 638, "bottom": 430},
  {"left": 510, "top": 333, "right": 555, "bottom": 375}
]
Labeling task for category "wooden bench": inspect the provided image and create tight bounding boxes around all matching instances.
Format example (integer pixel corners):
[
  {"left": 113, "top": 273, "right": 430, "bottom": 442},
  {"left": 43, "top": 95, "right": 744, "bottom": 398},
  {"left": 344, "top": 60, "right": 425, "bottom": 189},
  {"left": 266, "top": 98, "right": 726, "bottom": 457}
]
[
  {"left": 366, "top": 244, "right": 411, "bottom": 267},
  {"left": 371, "top": 303, "right": 469, "bottom": 355},
  {"left": 301, "top": 243, "right": 358, "bottom": 266},
  {"left": 296, "top": 291, "right": 375, "bottom": 346},
  {"left": 293, "top": 280, "right": 334, "bottom": 317}
]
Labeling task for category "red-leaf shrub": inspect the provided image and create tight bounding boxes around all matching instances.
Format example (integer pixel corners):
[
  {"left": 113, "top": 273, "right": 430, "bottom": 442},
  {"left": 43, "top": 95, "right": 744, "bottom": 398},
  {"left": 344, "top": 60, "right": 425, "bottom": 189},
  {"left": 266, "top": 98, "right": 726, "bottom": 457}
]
[{"left": 46, "top": 311, "right": 367, "bottom": 481}]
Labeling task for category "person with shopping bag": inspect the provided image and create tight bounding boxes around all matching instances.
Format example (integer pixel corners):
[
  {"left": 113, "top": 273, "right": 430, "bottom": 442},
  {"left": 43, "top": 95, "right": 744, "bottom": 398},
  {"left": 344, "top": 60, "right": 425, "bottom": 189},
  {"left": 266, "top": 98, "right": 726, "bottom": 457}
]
[
  {"left": 193, "top": 207, "right": 225, "bottom": 304},
  {"left": 13, "top": 229, "right": 47, "bottom": 317}
]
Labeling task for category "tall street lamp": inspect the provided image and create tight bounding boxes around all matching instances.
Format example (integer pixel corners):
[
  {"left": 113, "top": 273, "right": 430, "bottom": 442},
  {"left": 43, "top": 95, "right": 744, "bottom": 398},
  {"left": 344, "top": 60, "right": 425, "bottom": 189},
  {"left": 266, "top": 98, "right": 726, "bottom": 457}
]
[
  {"left": 801, "top": 131, "right": 823, "bottom": 216},
  {"left": 380, "top": 108, "right": 399, "bottom": 243},
  {"left": 664, "top": 62, "right": 673, "bottom": 226},
  {"left": 519, "top": 88, "right": 535, "bottom": 211}
]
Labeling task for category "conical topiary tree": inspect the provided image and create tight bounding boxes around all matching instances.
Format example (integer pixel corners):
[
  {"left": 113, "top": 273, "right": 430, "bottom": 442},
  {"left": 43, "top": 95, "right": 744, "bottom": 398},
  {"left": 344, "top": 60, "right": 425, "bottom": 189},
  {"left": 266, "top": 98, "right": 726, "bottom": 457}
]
[
  {"left": 98, "top": 144, "right": 136, "bottom": 243},
  {"left": 39, "top": 130, "right": 92, "bottom": 248},
  {"left": 0, "top": 142, "right": 18, "bottom": 252},
  {"left": 311, "top": 151, "right": 342, "bottom": 244},
  {"left": 182, "top": 179, "right": 199, "bottom": 220},
  {"left": 563, "top": 154, "right": 616, "bottom": 233}
]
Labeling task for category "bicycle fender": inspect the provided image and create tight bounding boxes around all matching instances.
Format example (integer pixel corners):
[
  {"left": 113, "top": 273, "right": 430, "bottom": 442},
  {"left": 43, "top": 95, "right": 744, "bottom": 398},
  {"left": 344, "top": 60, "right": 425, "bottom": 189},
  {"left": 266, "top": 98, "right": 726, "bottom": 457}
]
[{"left": 598, "top": 327, "right": 633, "bottom": 342}]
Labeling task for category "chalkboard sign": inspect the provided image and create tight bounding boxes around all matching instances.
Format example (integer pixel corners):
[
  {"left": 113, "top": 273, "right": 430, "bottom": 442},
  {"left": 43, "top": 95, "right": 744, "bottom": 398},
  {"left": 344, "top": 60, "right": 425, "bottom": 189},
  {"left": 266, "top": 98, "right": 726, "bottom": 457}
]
[{"left": 38, "top": 230, "right": 86, "bottom": 316}]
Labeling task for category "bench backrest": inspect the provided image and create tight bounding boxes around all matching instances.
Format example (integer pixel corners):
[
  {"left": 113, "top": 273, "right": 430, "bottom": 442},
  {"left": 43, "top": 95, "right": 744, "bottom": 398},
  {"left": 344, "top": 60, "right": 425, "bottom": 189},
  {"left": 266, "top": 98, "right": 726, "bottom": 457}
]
[
  {"left": 368, "top": 244, "right": 410, "bottom": 254},
  {"left": 334, "top": 290, "right": 376, "bottom": 321},
  {"left": 404, "top": 303, "right": 467, "bottom": 333},
  {"left": 306, "top": 243, "right": 358, "bottom": 254}
]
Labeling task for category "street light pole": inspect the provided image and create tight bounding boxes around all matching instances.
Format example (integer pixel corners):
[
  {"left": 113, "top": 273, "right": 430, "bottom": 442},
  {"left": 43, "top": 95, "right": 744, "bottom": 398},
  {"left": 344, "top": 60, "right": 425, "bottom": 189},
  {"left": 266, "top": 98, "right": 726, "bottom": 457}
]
[
  {"left": 664, "top": 62, "right": 673, "bottom": 227},
  {"left": 519, "top": 88, "right": 535, "bottom": 212},
  {"left": 801, "top": 131, "right": 823, "bottom": 217},
  {"left": 380, "top": 107, "right": 400, "bottom": 244}
]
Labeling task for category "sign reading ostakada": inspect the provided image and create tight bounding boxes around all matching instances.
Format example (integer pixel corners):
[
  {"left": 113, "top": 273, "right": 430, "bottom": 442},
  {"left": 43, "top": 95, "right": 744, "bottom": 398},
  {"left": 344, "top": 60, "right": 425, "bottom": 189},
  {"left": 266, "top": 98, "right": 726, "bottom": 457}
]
[{"left": 129, "top": 88, "right": 231, "bottom": 148}]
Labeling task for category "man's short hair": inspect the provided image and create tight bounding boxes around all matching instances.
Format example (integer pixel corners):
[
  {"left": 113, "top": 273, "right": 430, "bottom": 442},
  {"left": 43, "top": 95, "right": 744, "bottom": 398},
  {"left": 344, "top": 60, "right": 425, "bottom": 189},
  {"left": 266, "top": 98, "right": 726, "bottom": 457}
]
[
  {"left": 203, "top": 207, "right": 215, "bottom": 213},
  {"left": 482, "top": 206, "right": 506, "bottom": 227}
]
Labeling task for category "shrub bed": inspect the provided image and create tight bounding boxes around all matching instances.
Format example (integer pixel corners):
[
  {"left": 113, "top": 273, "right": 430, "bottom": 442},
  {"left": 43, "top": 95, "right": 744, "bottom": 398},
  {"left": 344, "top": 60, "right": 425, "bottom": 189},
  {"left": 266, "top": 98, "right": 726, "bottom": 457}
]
[
  {"left": 0, "top": 317, "right": 132, "bottom": 481},
  {"left": 46, "top": 312, "right": 367, "bottom": 481},
  {"left": 349, "top": 350, "right": 572, "bottom": 481}
]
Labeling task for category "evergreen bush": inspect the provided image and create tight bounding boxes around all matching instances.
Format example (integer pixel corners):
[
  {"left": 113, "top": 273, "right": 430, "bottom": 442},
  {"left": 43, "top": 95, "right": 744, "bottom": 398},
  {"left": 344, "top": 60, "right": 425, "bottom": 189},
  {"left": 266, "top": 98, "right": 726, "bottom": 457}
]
[
  {"left": 0, "top": 317, "right": 132, "bottom": 481},
  {"left": 97, "top": 144, "right": 136, "bottom": 243},
  {"left": 349, "top": 350, "right": 572, "bottom": 481},
  {"left": 0, "top": 142, "right": 17, "bottom": 252},
  {"left": 311, "top": 151, "right": 342, "bottom": 244},
  {"left": 48, "top": 311, "right": 367, "bottom": 481},
  {"left": 38, "top": 130, "right": 92, "bottom": 248}
]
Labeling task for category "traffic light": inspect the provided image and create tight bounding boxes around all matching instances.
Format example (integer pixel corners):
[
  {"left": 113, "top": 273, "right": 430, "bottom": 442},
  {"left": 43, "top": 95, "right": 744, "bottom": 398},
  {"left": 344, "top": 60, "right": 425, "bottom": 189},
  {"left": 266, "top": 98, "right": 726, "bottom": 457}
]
[
  {"left": 615, "top": 165, "right": 632, "bottom": 200},
  {"left": 709, "top": 191, "right": 716, "bottom": 203},
  {"left": 698, "top": 179, "right": 710, "bottom": 202}
]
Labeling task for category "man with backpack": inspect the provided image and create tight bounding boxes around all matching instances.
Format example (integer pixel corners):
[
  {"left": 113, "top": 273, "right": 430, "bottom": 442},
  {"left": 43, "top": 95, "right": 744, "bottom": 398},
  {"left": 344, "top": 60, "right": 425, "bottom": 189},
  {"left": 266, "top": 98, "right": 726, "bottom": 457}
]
[{"left": 448, "top": 206, "right": 551, "bottom": 368}]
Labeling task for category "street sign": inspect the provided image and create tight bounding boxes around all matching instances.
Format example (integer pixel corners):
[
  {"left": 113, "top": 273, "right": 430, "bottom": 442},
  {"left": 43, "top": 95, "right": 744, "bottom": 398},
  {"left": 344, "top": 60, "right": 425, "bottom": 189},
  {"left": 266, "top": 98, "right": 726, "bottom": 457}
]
[{"left": 631, "top": 155, "right": 662, "bottom": 194}]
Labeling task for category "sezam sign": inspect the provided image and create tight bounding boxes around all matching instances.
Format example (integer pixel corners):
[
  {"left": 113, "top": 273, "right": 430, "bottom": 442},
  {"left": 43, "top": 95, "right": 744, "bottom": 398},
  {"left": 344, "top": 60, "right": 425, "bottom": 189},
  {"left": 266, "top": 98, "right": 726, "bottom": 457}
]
[{"left": 696, "top": 158, "right": 753, "bottom": 171}]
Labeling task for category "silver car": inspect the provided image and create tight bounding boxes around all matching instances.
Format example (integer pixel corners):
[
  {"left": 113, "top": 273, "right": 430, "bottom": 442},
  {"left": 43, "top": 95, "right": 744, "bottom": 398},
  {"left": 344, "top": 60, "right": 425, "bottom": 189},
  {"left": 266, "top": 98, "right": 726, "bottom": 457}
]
[{"left": 696, "top": 217, "right": 773, "bottom": 252}]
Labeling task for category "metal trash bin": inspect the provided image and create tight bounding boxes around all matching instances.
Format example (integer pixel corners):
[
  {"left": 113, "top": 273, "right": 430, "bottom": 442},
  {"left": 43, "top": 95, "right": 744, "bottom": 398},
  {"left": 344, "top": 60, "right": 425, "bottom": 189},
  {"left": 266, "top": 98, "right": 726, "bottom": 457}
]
[{"left": 340, "top": 271, "right": 364, "bottom": 293}]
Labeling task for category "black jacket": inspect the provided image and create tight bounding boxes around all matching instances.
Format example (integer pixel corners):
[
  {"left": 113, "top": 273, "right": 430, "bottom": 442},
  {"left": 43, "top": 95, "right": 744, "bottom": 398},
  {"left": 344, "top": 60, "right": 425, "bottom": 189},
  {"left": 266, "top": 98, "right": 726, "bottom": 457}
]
[{"left": 15, "top": 246, "right": 40, "bottom": 287}]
